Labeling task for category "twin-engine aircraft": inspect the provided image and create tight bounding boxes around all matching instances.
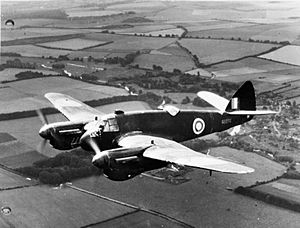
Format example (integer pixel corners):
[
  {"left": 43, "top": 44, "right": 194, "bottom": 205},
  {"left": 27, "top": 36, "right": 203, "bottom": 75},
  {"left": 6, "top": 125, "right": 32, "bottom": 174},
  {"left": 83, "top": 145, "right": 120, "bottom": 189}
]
[{"left": 38, "top": 81, "right": 276, "bottom": 181}]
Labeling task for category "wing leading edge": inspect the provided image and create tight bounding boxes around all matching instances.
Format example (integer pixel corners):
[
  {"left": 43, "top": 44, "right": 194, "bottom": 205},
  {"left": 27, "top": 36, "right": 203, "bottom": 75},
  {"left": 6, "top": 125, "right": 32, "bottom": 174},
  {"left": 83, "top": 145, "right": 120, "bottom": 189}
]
[
  {"left": 45, "top": 93, "right": 105, "bottom": 121},
  {"left": 118, "top": 135, "right": 254, "bottom": 174}
]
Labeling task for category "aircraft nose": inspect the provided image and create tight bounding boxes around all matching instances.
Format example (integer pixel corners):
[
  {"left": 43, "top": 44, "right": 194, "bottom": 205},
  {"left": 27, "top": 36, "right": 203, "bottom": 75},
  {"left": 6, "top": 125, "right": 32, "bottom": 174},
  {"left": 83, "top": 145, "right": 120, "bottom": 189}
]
[{"left": 39, "top": 125, "right": 50, "bottom": 139}]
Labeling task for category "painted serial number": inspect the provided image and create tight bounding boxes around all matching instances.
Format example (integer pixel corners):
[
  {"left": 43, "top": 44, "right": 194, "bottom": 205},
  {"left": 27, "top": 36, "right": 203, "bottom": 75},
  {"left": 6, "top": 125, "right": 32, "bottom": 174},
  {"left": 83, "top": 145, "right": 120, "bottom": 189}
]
[{"left": 222, "top": 119, "right": 231, "bottom": 124}]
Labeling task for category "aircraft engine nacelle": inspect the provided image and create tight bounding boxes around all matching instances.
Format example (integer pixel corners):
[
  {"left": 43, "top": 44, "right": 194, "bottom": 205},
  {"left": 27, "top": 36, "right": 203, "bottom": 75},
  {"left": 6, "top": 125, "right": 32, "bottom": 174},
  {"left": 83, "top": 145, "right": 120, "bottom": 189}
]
[
  {"left": 92, "top": 146, "right": 167, "bottom": 181},
  {"left": 92, "top": 147, "right": 150, "bottom": 180},
  {"left": 46, "top": 129, "right": 79, "bottom": 150},
  {"left": 39, "top": 121, "right": 85, "bottom": 150}
]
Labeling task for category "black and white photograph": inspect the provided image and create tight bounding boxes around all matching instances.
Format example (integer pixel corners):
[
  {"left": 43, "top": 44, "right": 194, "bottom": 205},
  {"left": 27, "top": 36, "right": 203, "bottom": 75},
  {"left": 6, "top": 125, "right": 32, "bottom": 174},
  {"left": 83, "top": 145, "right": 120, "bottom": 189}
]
[{"left": 1, "top": 0, "right": 300, "bottom": 227}]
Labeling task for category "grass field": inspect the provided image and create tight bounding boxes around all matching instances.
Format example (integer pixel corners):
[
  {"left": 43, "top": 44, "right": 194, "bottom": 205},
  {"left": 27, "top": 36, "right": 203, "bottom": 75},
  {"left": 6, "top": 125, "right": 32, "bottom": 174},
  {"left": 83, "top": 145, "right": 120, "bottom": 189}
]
[
  {"left": 38, "top": 38, "right": 109, "bottom": 50},
  {"left": 1, "top": 45, "right": 72, "bottom": 58},
  {"left": 67, "top": 50, "right": 110, "bottom": 59},
  {"left": 136, "top": 28, "right": 184, "bottom": 37},
  {"left": 208, "top": 57, "right": 300, "bottom": 72},
  {"left": 96, "top": 210, "right": 186, "bottom": 228},
  {"left": 205, "top": 57, "right": 300, "bottom": 85},
  {"left": 187, "top": 24, "right": 279, "bottom": 40},
  {"left": 259, "top": 45, "right": 300, "bottom": 66},
  {"left": 133, "top": 53, "right": 195, "bottom": 72},
  {"left": 66, "top": 8, "right": 122, "bottom": 18},
  {"left": 253, "top": 178, "right": 300, "bottom": 204},
  {"left": 0, "top": 186, "right": 136, "bottom": 227},
  {"left": 117, "top": 24, "right": 175, "bottom": 34},
  {"left": 179, "top": 39, "right": 280, "bottom": 65},
  {"left": 92, "top": 36, "right": 175, "bottom": 52},
  {"left": 0, "top": 77, "right": 128, "bottom": 114},
  {"left": 186, "top": 21, "right": 253, "bottom": 32},
  {"left": 252, "top": 23, "right": 300, "bottom": 43},
  {"left": 0, "top": 167, "right": 34, "bottom": 190},
  {"left": 158, "top": 43, "right": 191, "bottom": 57},
  {"left": 1, "top": 27, "right": 82, "bottom": 42},
  {"left": 0, "top": 150, "right": 47, "bottom": 169},
  {"left": 1, "top": 18, "right": 66, "bottom": 29},
  {"left": 0, "top": 133, "right": 16, "bottom": 144},
  {"left": 0, "top": 141, "right": 34, "bottom": 159}
]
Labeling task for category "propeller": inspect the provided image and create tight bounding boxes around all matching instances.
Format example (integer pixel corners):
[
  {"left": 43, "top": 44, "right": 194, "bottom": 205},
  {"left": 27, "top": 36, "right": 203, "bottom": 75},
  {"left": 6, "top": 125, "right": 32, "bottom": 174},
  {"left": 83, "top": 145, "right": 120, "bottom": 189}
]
[
  {"left": 36, "top": 109, "right": 50, "bottom": 153},
  {"left": 79, "top": 120, "right": 108, "bottom": 168},
  {"left": 37, "top": 109, "right": 49, "bottom": 125}
]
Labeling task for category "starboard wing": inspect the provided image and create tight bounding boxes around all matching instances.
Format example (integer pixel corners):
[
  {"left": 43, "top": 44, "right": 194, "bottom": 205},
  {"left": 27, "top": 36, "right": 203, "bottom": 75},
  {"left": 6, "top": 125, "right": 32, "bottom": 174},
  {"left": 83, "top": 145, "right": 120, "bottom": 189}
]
[
  {"left": 45, "top": 93, "right": 105, "bottom": 121},
  {"left": 118, "top": 134, "right": 254, "bottom": 174}
]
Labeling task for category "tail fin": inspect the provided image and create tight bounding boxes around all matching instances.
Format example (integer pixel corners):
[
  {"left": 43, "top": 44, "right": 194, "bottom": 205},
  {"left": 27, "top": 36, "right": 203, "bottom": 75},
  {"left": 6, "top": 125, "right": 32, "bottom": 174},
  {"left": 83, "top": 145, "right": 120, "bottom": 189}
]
[
  {"left": 226, "top": 81, "right": 256, "bottom": 112},
  {"left": 197, "top": 81, "right": 277, "bottom": 115},
  {"left": 225, "top": 81, "right": 277, "bottom": 115}
]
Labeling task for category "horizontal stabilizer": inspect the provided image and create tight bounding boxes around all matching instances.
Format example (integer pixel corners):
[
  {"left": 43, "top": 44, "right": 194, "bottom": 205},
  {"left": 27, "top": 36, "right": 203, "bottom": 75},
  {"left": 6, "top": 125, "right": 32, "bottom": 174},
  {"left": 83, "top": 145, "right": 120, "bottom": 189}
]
[
  {"left": 197, "top": 91, "right": 229, "bottom": 112},
  {"left": 225, "top": 110, "right": 278, "bottom": 115}
]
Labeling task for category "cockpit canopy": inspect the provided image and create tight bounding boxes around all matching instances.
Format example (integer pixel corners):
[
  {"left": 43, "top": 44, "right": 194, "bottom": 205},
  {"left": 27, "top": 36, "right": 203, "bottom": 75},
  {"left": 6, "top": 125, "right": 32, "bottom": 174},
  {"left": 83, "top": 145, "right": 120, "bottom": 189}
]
[{"left": 103, "top": 117, "right": 119, "bottom": 132}]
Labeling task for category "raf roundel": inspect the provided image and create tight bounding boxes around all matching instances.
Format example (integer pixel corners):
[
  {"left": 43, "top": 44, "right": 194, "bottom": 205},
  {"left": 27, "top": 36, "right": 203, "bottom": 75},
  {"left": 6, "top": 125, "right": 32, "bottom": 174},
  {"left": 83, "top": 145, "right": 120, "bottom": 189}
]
[{"left": 192, "top": 118, "right": 205, "bottom": 135}]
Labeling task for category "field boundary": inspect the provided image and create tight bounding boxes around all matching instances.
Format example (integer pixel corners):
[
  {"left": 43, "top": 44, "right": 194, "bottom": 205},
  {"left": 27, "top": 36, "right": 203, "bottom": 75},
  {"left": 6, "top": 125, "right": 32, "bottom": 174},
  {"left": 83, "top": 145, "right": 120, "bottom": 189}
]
[
  {"left": 34, "top": 40, "right": 114, "bottom": 51},
  {"left": 69, "top": 184, "right": 194, "bottom": 228},
  {"left": 204, "top": 46, "right": 284, "bottom": 67},
  {"left": 235, "top": 184, "right": 300, "bottom": 213}
]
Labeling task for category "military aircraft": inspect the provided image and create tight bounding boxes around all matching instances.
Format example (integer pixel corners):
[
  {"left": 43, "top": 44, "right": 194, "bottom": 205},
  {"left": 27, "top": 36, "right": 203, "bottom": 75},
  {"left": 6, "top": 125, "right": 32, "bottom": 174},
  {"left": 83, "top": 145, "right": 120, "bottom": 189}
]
[{"left": 38, "top": 81, "right": 277, "bottom": 181}]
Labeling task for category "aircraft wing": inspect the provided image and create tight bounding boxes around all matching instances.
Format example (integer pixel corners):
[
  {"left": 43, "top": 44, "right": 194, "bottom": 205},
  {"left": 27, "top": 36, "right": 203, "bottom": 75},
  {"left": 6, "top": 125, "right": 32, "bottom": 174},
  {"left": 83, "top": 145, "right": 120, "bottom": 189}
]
[
  {"left": 118, "top": 134, "right": 254, "bottom": 174},
  {"left": 45, "top": 93, "right": 105, "bottom": 121}
]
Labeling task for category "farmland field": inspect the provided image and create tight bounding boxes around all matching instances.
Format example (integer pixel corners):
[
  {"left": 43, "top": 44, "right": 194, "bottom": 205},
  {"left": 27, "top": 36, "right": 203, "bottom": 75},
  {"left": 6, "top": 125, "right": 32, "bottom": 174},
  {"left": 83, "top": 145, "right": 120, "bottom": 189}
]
[
  {"left": 135, "top": 28, "right": 184, "bottom": 37},
  {"left": 185, "top": 21, "right": 253, "bottom": 32},
  {"left": 1, "top": 45, "right": 72, "bottom": 58},
  {"left": 0, "top": 186, "right": 136, "bottom": 228},
  {"left": 185, "top": 68, "right": 212, "bottom": 77},
  {"left": 133, "top": 53, "right": 195, "bottom": 72},
  {"left": 252, "top": 23, "right": 300, "bottom": 43},
  {"left": 67, "top": 50, "right": 110, "bottom": 59},
  {"left": 72, "top": 146, "right": 292, "bottom": 228},
  {"left": 1, "top": 27, "right": 82, "bottom": 42},
  {"left": 92, "top": 36, "right": 175, "bottom": 52},
  {"left": 0, "top": 141, "right": 33, "bottom": 159},
  {"left": 206, "top": 58, "right": 300, "bottom": 86},
  {"left": 116, "top": 24, "right": 175, "bottom": 34},
  {"left": 159, "top": 43, "right": 191, "bottom": 57},
  {"left": 66, "top": 8, "right": 122, "bottom": 18},
  {"left": 187, "top": 24, "right": 281, "bottom": 40},
  {"left": 0, "top": 68, "right": 59, "bottom": 81},
  {"left": 38, "top": 38, "right": 109, "bottom": 50},
  {"left": 259, "top": 45, "right": 300, "bottom": 66},
  {"left": 0, "top": 150, "right": 47, "bottom": 169},
  {"left": 253, "top": 179, "right": 300, "bottom": 204},
  {"left": 1, "top": 18, "right": 66, "bottom": 29},
  {"left": 106, "top": 1, "right": 167, "bottom": 10},
  {"left": 208, "top": 57, "right": 300, "bottom": 72},
  {"left": 0, "top": 167, "right": 34, "bottom": 189},
  {"left": 0, "top": 77, "right": 128, "bottom": 113},
  {"left": 0, "top": 133, "right": 16, "bottom": 144},
  {"left": 179, "top": 39, "right": 280, "bottom": 65}
]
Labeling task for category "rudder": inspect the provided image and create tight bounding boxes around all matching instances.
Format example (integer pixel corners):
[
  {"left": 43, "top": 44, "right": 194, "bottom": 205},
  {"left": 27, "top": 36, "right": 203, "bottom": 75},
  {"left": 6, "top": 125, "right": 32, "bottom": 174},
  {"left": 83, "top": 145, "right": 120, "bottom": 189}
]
[{"left": 226, "top": 81, "right": 256, "bottom": 112}]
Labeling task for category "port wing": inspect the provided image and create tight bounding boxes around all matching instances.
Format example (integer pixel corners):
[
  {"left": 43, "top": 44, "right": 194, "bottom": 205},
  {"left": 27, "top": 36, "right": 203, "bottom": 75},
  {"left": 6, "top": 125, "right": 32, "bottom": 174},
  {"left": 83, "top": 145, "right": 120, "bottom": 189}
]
[{"left": 118, "top": 134, "right": 254, "bottom": 174}]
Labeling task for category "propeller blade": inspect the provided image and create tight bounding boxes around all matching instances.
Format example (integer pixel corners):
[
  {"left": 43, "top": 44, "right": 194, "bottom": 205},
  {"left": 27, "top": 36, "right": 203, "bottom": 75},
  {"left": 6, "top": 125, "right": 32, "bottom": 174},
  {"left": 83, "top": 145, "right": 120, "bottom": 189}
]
[
  {"left": 88, "top": 137, "right": 101, "bottom": 155},
  {"left": 36, "top": 109, "right": 49, "bottom": 125},
  {"left": 37, "top": 139, "right": 47, "bottom": 153}
]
